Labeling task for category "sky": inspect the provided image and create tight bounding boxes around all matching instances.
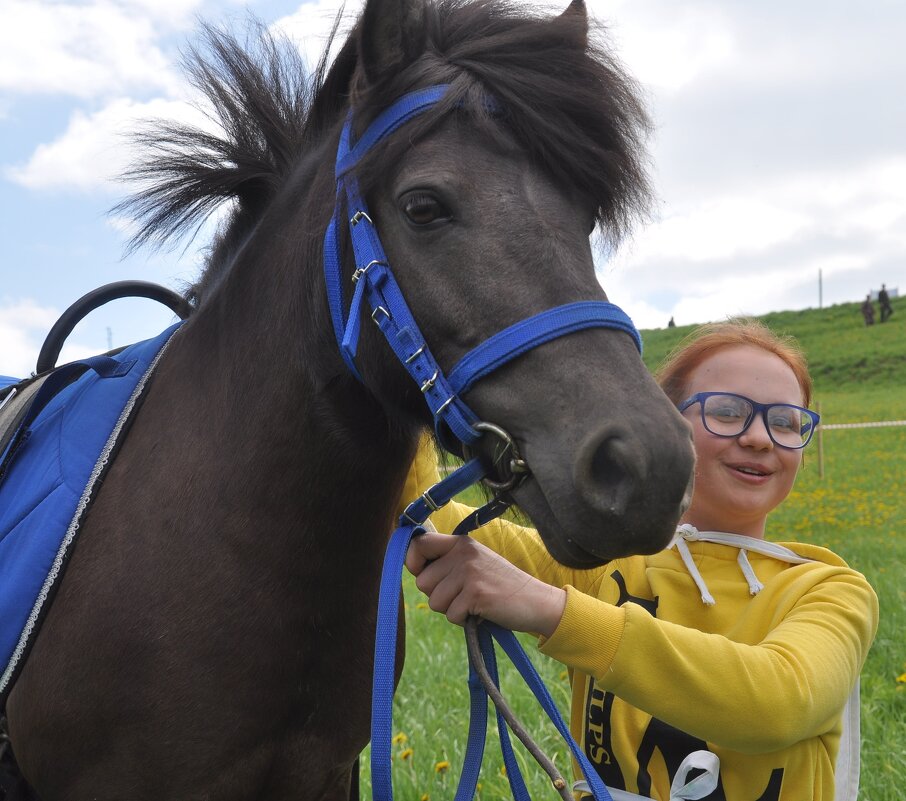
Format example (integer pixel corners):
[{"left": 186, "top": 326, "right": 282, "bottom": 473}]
[{"left": 2, "top": 0, "right": 904, "bottom": 378}]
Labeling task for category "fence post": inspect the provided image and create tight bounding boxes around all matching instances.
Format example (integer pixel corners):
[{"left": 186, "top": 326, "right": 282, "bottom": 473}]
[{"left": 816, "top": 400, "right": 824, "bottom": 479}]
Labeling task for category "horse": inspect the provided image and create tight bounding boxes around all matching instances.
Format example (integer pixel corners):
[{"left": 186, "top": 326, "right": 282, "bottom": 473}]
[{"left": 3, "top": 0, "right": 694, "bottom": 798}]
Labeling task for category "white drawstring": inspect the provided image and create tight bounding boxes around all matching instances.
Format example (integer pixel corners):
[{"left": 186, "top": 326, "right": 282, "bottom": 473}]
[
  {"left": 671, "top": 525, "right": 812, "bottom": 606},
  {"left": 672, "top": 534, "right": 716, "bottom": 605},
  {"left": 736, "top": 549, "right": 764, "bottom": 595}
]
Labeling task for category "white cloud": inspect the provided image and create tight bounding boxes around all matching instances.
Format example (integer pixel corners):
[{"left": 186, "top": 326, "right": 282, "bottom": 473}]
[
  {"left": 3, "top": 0, "right": 365, "bottom": 194},
  {"left": 0, "top": 1, "right": 192, "bottom": 99},
  {"left": 271, "top": 0, "right": 363, "bottom": 68},
  {"left": 599, "top": 3, "right": 736, "bottom": 91},
  {"left": 5, "top": 97, "right": 215, "bottom": 192},
  {"left": 599, "top": 155, "right": 906, "bottom": 329},
  {"left": 0, "top": 299, "right": 73, "bottom": 378},
  {"left": 640, "top": 198, "right": 810, "bottom": 264},
  {"left": 0, "top": 295, "right": 185, "bottom": 379},
  {"left": 121, "top": 0, "right": 210, "bottom": 26}
]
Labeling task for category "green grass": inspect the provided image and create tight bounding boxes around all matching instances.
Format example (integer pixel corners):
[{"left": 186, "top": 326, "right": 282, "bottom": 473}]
[
  {"left": 361, "top": 303, "right": 906, "bottom": 801},
  {"left": 770, "top": 415, "right": 906, "bottom": 801},
  {"left": 641, "top": 295, "right": 906, "bottom": 392}
]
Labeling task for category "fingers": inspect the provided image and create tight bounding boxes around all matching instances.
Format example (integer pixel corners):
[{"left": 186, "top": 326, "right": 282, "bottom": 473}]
[
  {"left": 405, "top": 531, "right": 460, "bottom": 576},
  {"left": 405, "top": 534, "right": 486, "bottom": 625},
  {"left": 405, "top": 532, "right": 568, "bottom": 635},
  {"left": 423, "top": 572, "right": 470, "bottom": 624}
]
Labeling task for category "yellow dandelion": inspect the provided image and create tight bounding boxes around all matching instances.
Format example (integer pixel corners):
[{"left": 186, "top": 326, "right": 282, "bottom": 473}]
[
  {"left": 417, "top": 602, "right": 429, "bottom": 610},
  {"left": 420, "top": 795, "right": 430, "bottom": 801},
  {"left": 435, "top": 761, "right": 451, "bottom": 773},
  {"left": 499, "top": 766, "right": 507, "bottom": 777},
  {"left": 559, "top": 670, "right": 569, "bottom": 681},
  {"left": 400, "top": 748, "right": 414, "bottom": 761},
  {"left": 392, "top": 732, "right": 408, "bottom": 745},
  {"left": 896, "top": 672, "right": 906, "bottom": 684}
]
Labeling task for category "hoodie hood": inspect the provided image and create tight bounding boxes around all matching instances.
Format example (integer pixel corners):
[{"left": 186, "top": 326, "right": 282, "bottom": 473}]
[{"left": 669, "top": 524, "right": 835, "bottom": 605}]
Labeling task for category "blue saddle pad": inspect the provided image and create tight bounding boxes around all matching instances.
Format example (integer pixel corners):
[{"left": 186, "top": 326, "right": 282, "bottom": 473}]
[{"left": 0, "top": 323, "right": 181, "bottom": 701}]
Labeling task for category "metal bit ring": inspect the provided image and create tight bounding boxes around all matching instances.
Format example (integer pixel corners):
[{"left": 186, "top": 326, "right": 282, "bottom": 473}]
[{"left": 462, "top": 421, "right": 530, "bottom": 493}]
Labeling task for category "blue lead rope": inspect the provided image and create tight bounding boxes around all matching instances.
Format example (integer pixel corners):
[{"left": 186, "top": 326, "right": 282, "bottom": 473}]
[
  {"left": 460, "top": 622, "right": 532, "bottom": 801},
  {"left": 371, "top": 460, "right": 614, "bottom": 801}
]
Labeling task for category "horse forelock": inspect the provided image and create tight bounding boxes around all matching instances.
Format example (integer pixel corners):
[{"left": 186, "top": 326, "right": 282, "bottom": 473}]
[
  {"left": 116, "top": 0, "right": 652, "bottom": 306},
  {"left": 115, "top": 18, "right": 343, "bottom": 304},
  {"left": 350, "top": 0, "right": 653, "bottom": 246}
]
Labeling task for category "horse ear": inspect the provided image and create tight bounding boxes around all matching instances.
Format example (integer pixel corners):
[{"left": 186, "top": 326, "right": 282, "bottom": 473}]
[
  {"left": 358, "top": 0, "right": 427, "bottom": 86},
  {"left": 559, "top": 0, "right": 588, "bottom": 50}
]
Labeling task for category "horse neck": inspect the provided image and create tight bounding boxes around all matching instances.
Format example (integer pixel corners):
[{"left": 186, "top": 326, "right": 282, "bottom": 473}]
[{"left": 157, "top": 206, "right": 420, "bottom": 559}]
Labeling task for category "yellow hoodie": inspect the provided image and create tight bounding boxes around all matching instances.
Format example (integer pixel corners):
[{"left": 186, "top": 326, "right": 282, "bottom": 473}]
[{"left": 400, "top": 438, "right": 879, "bottom": 801}]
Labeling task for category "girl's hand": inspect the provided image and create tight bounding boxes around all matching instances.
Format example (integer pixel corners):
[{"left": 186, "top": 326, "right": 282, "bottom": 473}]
[{"left": 405, "top": 532, "right": 566, "bottom": 637}]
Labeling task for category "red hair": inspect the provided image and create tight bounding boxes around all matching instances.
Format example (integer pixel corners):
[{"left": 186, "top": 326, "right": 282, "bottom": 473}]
[{"left": 656, "top": 319, "right": 813, "bottom": 408}]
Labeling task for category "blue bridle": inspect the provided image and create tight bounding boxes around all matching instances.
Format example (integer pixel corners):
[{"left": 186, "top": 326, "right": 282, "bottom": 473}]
[
  {"left": 324, "top": 84, "right": 624, "bottom": 801},
  {"left": 323, "top": 84, "right": 640, "bottom": 452}
]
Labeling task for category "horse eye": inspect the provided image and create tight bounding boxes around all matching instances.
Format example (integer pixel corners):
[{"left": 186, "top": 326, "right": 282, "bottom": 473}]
[{"left": 401, "top": 192, "right": 450, "bottom": 226}]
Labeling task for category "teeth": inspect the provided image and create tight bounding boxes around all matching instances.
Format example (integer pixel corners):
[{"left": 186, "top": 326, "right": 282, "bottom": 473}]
[{"left": 737, "top": 467, "right": 765, "bottom": 476}]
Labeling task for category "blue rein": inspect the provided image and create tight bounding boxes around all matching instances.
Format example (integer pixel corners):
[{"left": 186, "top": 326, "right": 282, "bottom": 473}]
[{"left": 324, "top": 84, "right": 628, "bottom": 801}]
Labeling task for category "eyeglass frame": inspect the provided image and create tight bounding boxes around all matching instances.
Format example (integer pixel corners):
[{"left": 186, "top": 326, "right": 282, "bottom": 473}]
[{"left": 677, "top": 391, "right": 821, "bottom": 450}]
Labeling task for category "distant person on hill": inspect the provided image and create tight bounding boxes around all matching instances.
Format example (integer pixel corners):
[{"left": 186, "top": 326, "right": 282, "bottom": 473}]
[
  {"left": 667, "top": 315, "right": 676, "bottom": 328},
  {"left": 401, "top": 319, "right": 878, "bottom": 801},
  {"left": 861, "top": 294, "right": 875, "bottom": 326},
  {"left": 878, "top": 284, "right": 893, "bottom": 323}
]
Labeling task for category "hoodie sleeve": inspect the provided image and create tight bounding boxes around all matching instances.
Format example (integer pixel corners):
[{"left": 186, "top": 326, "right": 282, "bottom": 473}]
[{"left": 540, "top": 563, "right": 879, "bottom": 753}]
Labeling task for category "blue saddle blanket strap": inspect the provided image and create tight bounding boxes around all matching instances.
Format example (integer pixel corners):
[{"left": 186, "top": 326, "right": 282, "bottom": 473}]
[{"left": 0, "top": 321, "right": 183, "bottom": 702}]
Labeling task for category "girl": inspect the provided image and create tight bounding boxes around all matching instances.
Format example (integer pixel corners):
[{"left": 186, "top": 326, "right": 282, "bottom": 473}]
[{"left": 402, "top": 319, "right": 878, "bottom": 800}]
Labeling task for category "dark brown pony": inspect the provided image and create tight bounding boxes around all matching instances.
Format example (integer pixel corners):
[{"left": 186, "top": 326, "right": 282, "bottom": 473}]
[{"left": 4, "top": 0, "right": 694, "bottom": 798}]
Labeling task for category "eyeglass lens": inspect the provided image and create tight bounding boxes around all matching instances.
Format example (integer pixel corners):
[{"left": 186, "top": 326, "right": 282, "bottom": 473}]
[{"left": 701, "top": 394, "right": 811, "bottom": 447}]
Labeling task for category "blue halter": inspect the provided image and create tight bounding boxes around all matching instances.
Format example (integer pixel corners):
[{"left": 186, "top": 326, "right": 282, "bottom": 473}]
[{"left": 324, "top": 84, "right": 623, "bottom": 801}]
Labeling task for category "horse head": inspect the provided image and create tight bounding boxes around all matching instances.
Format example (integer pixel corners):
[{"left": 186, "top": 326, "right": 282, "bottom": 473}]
[{"left": 331, "top": 0, "right": 695, "bottom": 564}]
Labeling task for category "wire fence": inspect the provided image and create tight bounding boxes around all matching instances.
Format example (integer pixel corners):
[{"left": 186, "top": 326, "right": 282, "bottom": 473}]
[
  {"left": 820, "top": 420, "right": 906, "bottom": 430},
  {"left": 815, "top": 414, "right": 906, "bottom": 477}
]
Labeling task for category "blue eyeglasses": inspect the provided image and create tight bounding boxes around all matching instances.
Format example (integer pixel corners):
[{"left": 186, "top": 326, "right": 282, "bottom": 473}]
[{"left": 678, "top": 392, "right": 820, "bottom": 449}]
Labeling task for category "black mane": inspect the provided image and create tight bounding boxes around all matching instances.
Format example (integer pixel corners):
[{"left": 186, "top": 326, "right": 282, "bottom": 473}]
[{"left": 118, "top": 0, "right": 652, "bottom": 299}]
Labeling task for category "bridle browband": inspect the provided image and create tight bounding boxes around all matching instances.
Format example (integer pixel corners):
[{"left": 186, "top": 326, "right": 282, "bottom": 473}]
[{"left": 323, "top": 83, "right": 622, "bottom": 801}]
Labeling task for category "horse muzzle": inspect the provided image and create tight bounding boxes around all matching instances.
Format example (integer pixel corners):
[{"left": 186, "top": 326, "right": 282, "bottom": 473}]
[{"left": 513, "top": 418, "right": 695, "bottom": 566}]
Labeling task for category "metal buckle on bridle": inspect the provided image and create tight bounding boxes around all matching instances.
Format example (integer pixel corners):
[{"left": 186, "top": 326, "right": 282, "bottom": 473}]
[
  {"left": 371, "top": 306, "right": 391, "bottom": 324},
  {"left": 352, "top": 259, "right": 386, "bottom": 284},
  {"left": 462, "top": 421, "right": 530, "bottom": 493}
]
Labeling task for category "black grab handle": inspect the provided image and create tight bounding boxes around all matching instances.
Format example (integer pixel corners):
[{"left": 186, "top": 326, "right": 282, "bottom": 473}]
[{"left": 36, "top": 281, "right": 193, "bottom": 374}]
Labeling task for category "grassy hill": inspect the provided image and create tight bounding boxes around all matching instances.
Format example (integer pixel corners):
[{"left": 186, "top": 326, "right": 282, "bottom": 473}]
[{"left": 640, "top": 294, "right": 906, "bottom": 393}]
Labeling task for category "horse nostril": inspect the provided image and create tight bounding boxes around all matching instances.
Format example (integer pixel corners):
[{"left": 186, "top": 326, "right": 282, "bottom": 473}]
[{"left": 574, "top": 426, "right": 641, "bottom": 517}]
